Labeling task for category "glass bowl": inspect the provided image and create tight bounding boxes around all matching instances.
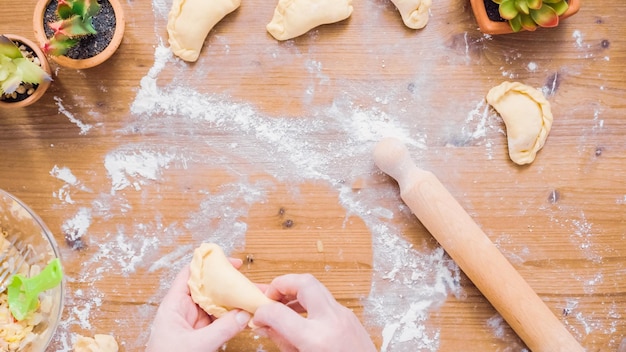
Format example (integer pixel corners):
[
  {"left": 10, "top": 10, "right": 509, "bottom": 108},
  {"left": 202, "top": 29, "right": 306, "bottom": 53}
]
[{"left": 0, "top": 189, "right": 64, "bottom": 351}]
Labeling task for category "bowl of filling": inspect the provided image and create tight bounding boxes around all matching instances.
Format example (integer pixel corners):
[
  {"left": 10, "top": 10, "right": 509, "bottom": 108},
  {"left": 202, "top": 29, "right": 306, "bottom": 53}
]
[{"left": 0, "top": 189, "right": 64, "bottom": 351}]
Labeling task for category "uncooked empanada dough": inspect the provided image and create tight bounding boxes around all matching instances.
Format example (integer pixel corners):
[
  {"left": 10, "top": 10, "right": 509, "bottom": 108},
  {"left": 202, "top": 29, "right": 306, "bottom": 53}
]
[
  {"left": 188, "top": 243, "right": 273, "bottom": 317},
  {"left": 391, "top": 0, "right": 432, "bottom": 29},
  {"left": 73, "top": 334, "right": 118, "bottom": 352},
  {"left": 266, "top": 0, "right": 353, "bottom": 41},
  {"left": 486, "top": 81, "right": 553, "bottom": 165},
  {"left": 167, "top": 0, "right": 241, "bottom": 62}
]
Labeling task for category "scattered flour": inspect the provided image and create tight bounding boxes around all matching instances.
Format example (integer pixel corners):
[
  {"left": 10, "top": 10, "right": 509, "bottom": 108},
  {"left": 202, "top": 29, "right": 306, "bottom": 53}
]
[
  {"left": 50, "top": 165, "right": 91, "bottom": 204},
  {"left": 48, "top": 39, "right": 460, "bottom": 351},
  {"left": 572, "top": 30, "right": 584, "bottom": 49},
  {"left": 542, "top": 72, "right": 560, "bottom": 97},
  {"left": 456, "top": 99, "right": 503, "bottom": 160},
  {"left": 61, "top": 207, "right": 92, "bottom": 243},
  {"left": 53, "top": 96, "right": 94, "bottom": 135},
  {"left": 51, "top": 165, "right": 78, "bottom": 204},
  {"left": 148, "top": 244, "right": 193, "bottom": 273},
  {"left": 572, "top": 30, "right": 594, "bottom": 58},
  {"left": 50, "top": 165, "right": 79, "bottom": 186},
  {"left": 46, "top": 5, "right": 612, "bottom": 352},
  {"left": 104, "top": 146, "right": 179, "bottom": 194}
]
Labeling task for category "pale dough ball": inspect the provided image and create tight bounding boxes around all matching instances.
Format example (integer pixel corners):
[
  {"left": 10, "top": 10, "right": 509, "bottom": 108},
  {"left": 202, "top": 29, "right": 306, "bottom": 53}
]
[
  {"left": 486, "top": 81, "right": 553, "bottom": 165},
  {"left": 73, "top": 334, "right": 118, "bottom": 352},
  {"left": 167, "top": 0, "right": 241, "bottom": 62},
  {"left": 266, "top": 0, "right": 353, "bottom": 41}
]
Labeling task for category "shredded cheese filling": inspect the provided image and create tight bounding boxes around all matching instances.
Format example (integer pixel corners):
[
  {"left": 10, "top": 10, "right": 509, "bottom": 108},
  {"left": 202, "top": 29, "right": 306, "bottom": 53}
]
[{"left": 0, "top": 232, "right": 52, "bottom": 351}]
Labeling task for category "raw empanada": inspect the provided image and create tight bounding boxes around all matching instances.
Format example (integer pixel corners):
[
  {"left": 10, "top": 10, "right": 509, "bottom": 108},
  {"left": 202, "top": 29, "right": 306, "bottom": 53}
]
[
  {"left": 486, "top": 81, "right": 553, "bottom": 165},
  {"left": 391, "top": 0, "right": 432, "bottom": 29},
  {"left": 188, "top": 243, "right": 273, "bottom": 317},
  {"left": 73, "top": 334, "right": 118, "bottom": 352},
  {"left": 167, "top": 0, "right": 241, "bottom": 62},
  {"left": 266, "top": 0, "right": 353, "bottom": 41}
]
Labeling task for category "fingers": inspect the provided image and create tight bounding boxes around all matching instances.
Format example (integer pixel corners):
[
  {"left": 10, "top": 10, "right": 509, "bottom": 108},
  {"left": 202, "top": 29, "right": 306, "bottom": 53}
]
[
  {"left": 161, "top": 265, "right": 192, "bottom": 306},
  {"left": 191, "top": 309, "right": 250, "bottom": 349},
  {"left": 264, "top": 274, "right": 337, "bottom": 317},
  {"left": 228, "top": 257, "right": 243, "bottom": 269},
  {"left": 252, "top": 302, "right": 310, "bottom": 348}
]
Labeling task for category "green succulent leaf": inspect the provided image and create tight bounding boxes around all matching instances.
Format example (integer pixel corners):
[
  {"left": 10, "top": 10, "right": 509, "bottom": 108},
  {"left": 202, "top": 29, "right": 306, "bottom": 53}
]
[
  {"left": 520, "top": 13, "right": 539, "bottom": 31},
  {"left": 66, "top": 0, "right": 100, "bottom": 18},
  {"left": 1, "top": 73, "right": 21, "bottom": 95},
  {"left": 545, "top": 0, "right": 569, "bottom": 16},
  {"left": 499, "top": 0, "right": 519, "bottom": 20},
  {"left": 530, "top": 5, "right": 560, "bottom": 27},
  {"left": 45, "top": 0, "right": 101, "bottom": 56},
  {"left": 57, "top": 0, "right": 74, "bottom": 19},
  {"left": 49, "top": 16, "right": 96, "bottom": 37},
  {"left": 0, "top": 57, "right": 12, "bottom": 81},
  {"left": 15, "top": 58, "right": 51, "bottom": 84},
  {"left": 84, "top": 0, "right": 102, "bottom": 17},
  {"left": 492, "top": 0, "right": 504, "bottom": 4},
  {"left": 0, "top": 35, "right": 22, "bottom": 59},
  {"left": 515, "top": 0, "right": 530, "bottom": 15},
  {"left": 0, "top": 55, "right": 18, "bottom": 94},
  {"left": 509, "top": 15, "right": 523, "bottom": 32},
  {"left": 43, "top": 35, "right": 78, "bottom": 56},
  {"left": 0, "top": 37, "right": 51, "bottom": 95},
  {"left": 527, "top": 0, "right": 543, "bottom": 10}
]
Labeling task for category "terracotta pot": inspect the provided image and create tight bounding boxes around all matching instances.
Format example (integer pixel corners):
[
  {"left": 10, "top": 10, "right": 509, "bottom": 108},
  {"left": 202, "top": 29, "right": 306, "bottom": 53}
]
[
  {"left": 33, "top": 0, "right": 126, "bottom": 69},
  {"left": 0, "top": 34, "right": 52, "bottom": 109},
  {"left": 469, "top": 0, "right": 581, "bottom": 35}
]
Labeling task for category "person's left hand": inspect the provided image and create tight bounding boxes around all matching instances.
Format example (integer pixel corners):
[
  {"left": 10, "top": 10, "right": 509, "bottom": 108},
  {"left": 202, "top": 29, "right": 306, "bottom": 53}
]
[{"left": 146, "top": 260, "right": 251, "bottom": 352}]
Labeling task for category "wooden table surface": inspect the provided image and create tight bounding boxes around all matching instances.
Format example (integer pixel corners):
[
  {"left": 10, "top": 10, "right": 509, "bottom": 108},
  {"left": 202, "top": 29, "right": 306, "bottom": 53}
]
[{"left": 2, "top": 0, "right": 625, "bottom": 351}]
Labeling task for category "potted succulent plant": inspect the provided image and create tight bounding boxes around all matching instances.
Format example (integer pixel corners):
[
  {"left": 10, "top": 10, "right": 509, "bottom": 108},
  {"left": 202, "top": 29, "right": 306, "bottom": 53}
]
[
  {"left": 33, "top": 0, "right": 125, "bottom": 69},
  {"left": 469, "top": 0, "right": 581, "bottom": 35},
  {"left": 0, "top": 34, "right": 52, "bottom": 109}
]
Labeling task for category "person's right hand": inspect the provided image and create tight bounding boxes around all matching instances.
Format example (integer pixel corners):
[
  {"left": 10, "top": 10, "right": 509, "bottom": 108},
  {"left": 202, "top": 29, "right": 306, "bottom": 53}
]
[{"left": 251, "top": 273, "right": 377, "bottom": 352}]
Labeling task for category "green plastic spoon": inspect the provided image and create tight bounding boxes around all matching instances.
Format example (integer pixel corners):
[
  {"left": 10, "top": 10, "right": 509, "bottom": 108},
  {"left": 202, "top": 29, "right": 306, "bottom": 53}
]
[{"left": 8, "top": 258, "right": 63, "bottom": 321}]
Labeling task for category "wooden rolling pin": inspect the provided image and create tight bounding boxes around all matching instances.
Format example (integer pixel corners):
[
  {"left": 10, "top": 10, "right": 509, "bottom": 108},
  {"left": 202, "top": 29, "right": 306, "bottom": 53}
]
[{"left": 373, "top": 137, "right": 583, "bottom": 352}]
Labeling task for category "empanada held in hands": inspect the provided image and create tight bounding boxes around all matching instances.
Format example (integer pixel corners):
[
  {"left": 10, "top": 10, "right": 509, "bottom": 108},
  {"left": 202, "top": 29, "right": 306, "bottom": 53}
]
[
  {"left": 167, "top": 0, "right": 241, "bottom": 62},
  {"left": 266, "top": 0, "right": 353, "bottom": 41},
  {"left": 188, "top": 243, "right": 273, "bottom": 317}
]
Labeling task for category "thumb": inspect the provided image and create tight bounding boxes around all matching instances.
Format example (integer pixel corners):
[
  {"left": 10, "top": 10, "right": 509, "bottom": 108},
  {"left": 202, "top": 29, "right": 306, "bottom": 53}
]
[
  {"left": 253, "top": 303, "right": 309, "bottom": 346},
  {"left": 191, "top": 310, "right": 250, "bottom": 349}
]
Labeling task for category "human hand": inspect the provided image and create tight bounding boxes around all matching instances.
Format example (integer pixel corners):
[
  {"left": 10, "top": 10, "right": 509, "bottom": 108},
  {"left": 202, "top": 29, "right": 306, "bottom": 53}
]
[
  {"left": 146, "top": 260, "right": 251, "bottom": 352},
  {"left": 251, "top": 274, "right": 377, "bottom": 352}
]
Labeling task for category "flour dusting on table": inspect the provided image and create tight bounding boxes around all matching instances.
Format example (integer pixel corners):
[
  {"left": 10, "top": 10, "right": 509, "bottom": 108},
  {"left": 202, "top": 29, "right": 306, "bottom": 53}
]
[
  {"left": 46, "top": 37, "right": 463, "bottom": 350},
  {"left": 54, "top": 96, "right": 94, "bottom": 135},
  {"left": 43, "top": 1, "right": 615, "bottom": 350}
]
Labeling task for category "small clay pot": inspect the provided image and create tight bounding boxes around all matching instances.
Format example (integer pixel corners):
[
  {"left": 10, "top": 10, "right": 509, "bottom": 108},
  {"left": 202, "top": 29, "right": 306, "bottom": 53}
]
[
  {"left": 469, "top": 0, "right": 581, "bottom": 35},
  {"left": 0, "top": 34, "right": 52, "bottom": 109},
  {"left": 33, "top": 0, "right": 126, "bottom": 69}
]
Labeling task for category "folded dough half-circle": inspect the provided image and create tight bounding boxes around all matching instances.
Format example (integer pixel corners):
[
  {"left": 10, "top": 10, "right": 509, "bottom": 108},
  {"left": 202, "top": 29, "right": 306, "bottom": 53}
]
[
  {"left": 266, "top": 0, "right": 353, "bottom": 41},
  {"left": 73, "top": 334, "right": 118, "bottom": 352},
  {"left": 167, "top": 0, "right": 241, "bottom": 62},
  {"left": 188, "top": 243, "right": 273, "bottom": 317},
  {"left": 391, "top": 0, "right": 432, "bottom": 29},
  {"left": 486, "top": 81, "right": 553, "bottom": 165}
]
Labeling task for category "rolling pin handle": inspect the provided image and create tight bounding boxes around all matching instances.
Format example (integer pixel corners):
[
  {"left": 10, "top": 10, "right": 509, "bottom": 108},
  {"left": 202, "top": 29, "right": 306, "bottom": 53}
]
[
  {"left": 372, "top": 137, "right": 418, "bottom": 188},
  {"left": 373, "top": 137, "right": 585, "bottom": 352}
]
